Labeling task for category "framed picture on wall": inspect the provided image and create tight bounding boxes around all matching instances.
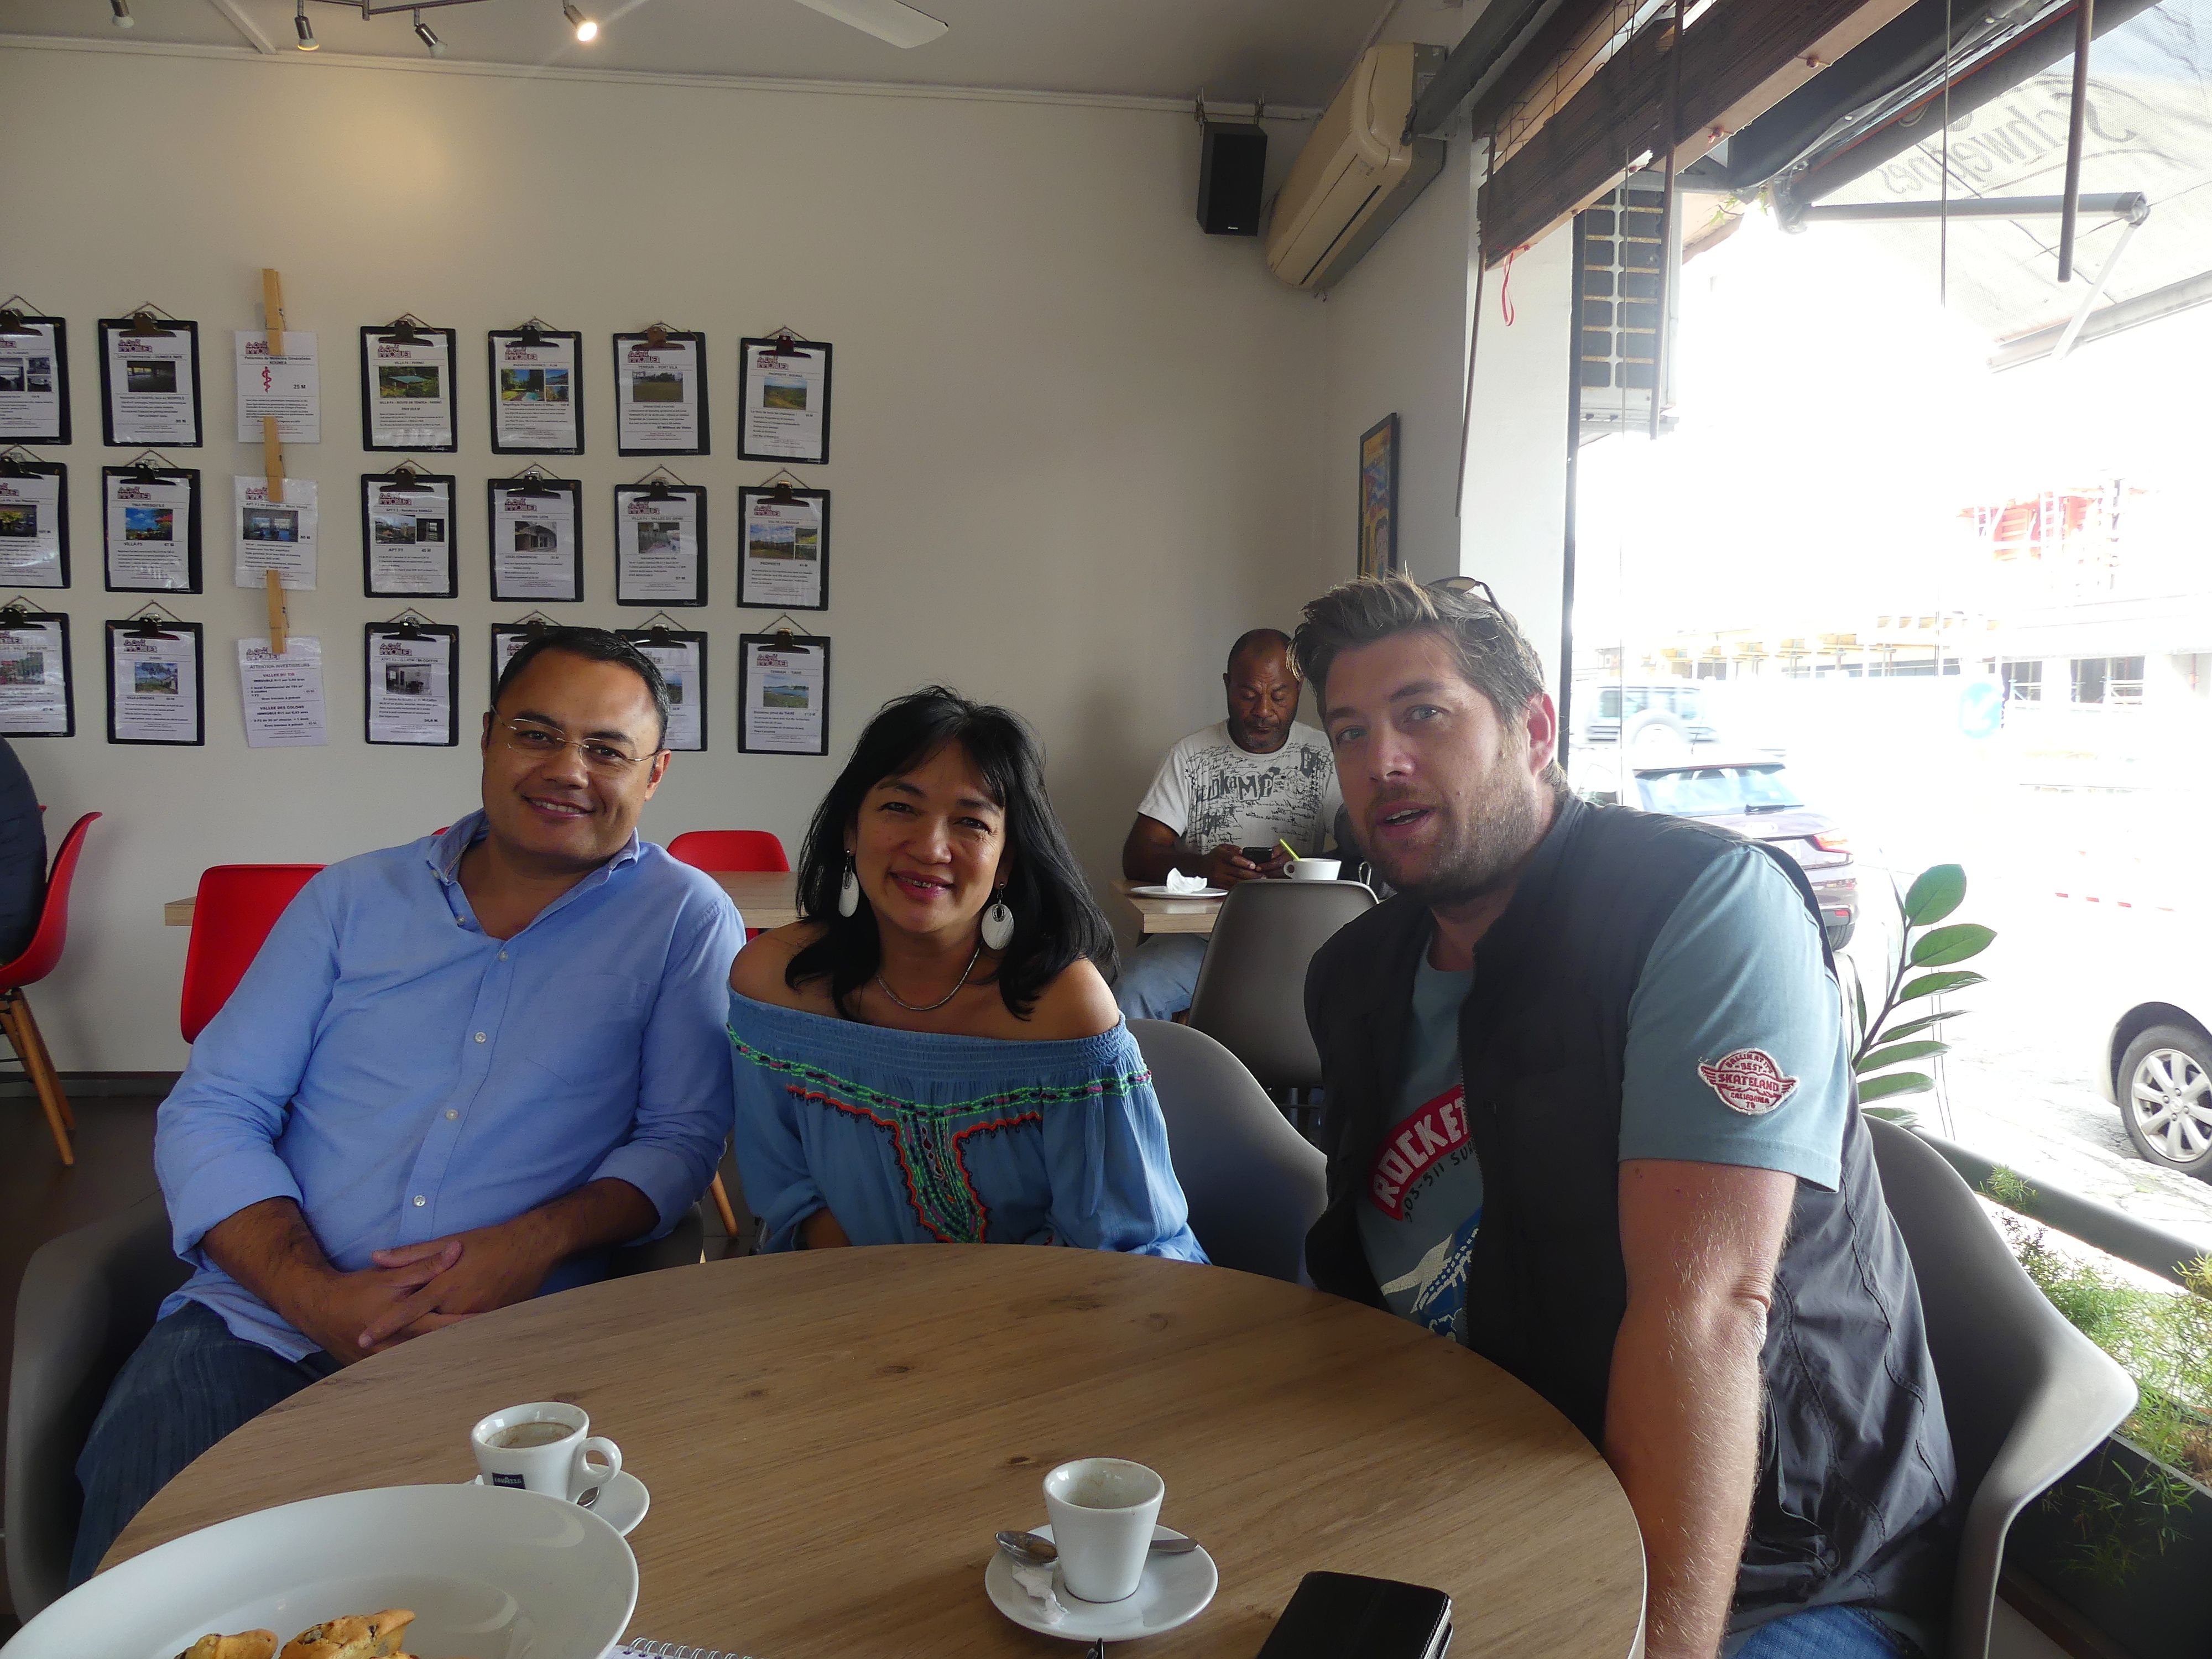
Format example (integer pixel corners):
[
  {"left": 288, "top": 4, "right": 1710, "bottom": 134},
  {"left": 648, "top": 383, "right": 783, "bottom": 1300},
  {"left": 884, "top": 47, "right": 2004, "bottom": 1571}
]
[{"left": 1358, "top": 413, "right": 1400, "bottom": 578}]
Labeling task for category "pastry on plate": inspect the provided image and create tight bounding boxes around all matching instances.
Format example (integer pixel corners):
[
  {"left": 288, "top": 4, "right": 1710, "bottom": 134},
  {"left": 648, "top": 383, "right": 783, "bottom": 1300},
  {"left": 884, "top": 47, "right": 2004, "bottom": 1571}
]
[
  {"left": 177, "top": 1635, "right": 277, "bottom": 1659},
  {"left": 278, "top": 1609, "right": 416, "bottom": 1659}
]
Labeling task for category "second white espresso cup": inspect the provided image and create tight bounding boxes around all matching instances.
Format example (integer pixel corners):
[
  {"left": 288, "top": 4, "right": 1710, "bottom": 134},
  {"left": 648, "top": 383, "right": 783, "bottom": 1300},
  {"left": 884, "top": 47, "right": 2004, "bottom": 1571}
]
[
  {"left": 1042, "top": 1457, "right": 1166, "bottom": 1603},
  {"left": 469, "top": 1401, "right": 621, "bottom": 1502}
]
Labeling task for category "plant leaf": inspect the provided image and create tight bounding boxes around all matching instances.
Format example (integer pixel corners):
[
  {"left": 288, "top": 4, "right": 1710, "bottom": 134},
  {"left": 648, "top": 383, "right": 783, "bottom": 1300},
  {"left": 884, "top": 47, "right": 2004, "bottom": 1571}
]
[
  {"left": 1859, "top": 1071, "right": 1936, "bottom": 1100},
  {"left": 1863, "top": 1103, "right": 1921, "bottom": 1127},
  {"left": 1903, "top": 865, "right": 1966, "bottom": 927},
  {"left": 1910, "top": 923, "right": 1996, "bottom": 967},
  {"left": 1858, "top": 1039, "right": 1948, "bottom": 1073},
  {"left": 1882, "top": 1009, "right": 1968, "bottom": 1041},
  {"left": 1899, "top": 969, "right": 1986, "bottom": 1003},
  {"left": 1851, "top": 970, "right": 1868, "bottom": 1046}
]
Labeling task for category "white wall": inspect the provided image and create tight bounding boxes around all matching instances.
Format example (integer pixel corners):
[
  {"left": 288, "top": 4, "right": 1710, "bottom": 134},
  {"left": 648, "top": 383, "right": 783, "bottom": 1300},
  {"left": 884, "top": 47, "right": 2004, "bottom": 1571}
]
[
  {"left": 1317, "top": 71, "right": 1574, "bottom": 685},
  {"left": 0, "top": 41, "right": 1331, "bottom": 1070}
]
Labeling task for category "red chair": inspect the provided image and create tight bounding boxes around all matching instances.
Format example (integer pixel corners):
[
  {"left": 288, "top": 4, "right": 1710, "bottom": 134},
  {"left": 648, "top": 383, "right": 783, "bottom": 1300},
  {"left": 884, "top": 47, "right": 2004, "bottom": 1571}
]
[
  {"left": 0, "top": 813, "right": 102, "bottom": 1166},
  {"left": 665, "top": 830, "right": 789, "bottom": 874},
  {"left": 179, "top": 865, "right": 325, "bottom": 1044},
  {"left": 662, "top": 832, "right": 783, "bottom": 1244}
]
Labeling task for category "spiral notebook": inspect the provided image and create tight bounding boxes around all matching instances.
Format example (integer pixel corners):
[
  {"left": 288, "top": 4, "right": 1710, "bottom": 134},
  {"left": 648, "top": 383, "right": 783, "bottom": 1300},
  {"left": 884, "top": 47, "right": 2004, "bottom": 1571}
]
[{"left": 613, "top": 1642, "right": 763, "bottom": 1658}]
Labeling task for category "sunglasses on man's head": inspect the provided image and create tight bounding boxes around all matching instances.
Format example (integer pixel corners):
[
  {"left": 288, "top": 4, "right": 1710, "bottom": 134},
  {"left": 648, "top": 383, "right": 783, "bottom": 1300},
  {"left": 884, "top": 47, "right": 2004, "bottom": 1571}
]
[{"left": 1423, "top": 575, "right": 1505, "bottom": 640}]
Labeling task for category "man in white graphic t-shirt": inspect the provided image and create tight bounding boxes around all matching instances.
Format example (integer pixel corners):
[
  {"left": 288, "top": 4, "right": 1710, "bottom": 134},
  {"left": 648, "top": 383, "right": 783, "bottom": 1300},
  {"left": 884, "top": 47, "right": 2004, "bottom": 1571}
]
[{"left": 1115, "top": 629, "right": 1342, "bottom": 1020}]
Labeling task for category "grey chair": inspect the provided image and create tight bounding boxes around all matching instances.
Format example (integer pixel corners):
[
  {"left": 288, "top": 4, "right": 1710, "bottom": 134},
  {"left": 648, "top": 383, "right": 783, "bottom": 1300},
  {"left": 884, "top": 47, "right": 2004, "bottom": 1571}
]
[
  {"left": 1184, "top": 879, "right": 1376, "bottom": 1092},
  {"left": 1865, "top": 1119, "right": 2137, "bottom": 1659},
  {"left": 1130, "top": 1019, "right": 1327, "bottom": 1281},
  {"left": 6, "top": 1193, "right": 712, "bottom": 1616},
  {"left": 8, "top": 1195, "right": 186, "bottom": 1617}
]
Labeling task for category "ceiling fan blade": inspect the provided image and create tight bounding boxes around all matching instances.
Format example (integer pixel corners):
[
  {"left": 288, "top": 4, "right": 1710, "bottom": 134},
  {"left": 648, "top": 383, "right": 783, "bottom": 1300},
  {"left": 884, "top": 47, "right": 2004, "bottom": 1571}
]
[{"left": 787, "top": 0, "right": 948, "bottom": 48}]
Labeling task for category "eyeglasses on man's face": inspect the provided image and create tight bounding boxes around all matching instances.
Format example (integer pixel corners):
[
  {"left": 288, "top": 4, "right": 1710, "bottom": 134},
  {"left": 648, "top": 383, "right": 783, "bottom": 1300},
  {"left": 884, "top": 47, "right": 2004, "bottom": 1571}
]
[{"left": 495, "top": 716, "right": 659, "bottom": 776}]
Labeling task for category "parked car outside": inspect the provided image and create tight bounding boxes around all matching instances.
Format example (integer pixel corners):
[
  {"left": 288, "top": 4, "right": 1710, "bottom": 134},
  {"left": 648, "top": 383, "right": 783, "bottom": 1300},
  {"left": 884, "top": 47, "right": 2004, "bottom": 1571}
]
[
  {"left": 1585, "top": 758, "right": 1857, "bottom": 951},
  {"left": 2090, "top": 981, "right": 2212, "bottom": 1179},
  {"left": 1573, "top": 680, "right": 1719, "bottom": 759}
]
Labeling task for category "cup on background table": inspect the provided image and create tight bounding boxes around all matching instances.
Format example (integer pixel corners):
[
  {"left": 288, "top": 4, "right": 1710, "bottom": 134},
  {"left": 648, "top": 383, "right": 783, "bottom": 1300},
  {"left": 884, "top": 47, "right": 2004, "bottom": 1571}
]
[
  {"left": 1042, "top": 1457, "right": 1166, "bottom": 1602},
  {"left": 1286, "top": 858, "right": 1342, "bottom": 882},
  {"left": 470, "top": 1401, "right": 621, "bottom": 1502}
]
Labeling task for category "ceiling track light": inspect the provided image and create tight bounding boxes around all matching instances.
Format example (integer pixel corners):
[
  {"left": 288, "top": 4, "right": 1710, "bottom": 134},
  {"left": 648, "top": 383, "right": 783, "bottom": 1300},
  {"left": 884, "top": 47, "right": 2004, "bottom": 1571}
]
[
  {"left": 411, "top": 8, "right": 444, "bottom": 54},
  {"left": 109, "top": 0, "right": 133, "bottom": 28},
  {"left": 294, "top": 0, "right": 319, "bottom": 49},
  {"left": 562, "top": 2, "right": 598, "bottom": 41}
]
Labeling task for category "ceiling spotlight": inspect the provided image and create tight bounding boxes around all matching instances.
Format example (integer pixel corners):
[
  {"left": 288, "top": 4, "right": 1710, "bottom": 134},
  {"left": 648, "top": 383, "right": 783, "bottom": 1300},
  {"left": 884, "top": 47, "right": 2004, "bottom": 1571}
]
[
  {"left": 294, "top": 0, "right": 318, "bottom": 49},
  {"left": 109, "top": 0, "right": 133, "bottom": 27},
  {"left": 562, "top": 2, "right": 598, "bottom": 40},
  {"left": 412, "top": 8, "right": 444, "bottom": 54}
]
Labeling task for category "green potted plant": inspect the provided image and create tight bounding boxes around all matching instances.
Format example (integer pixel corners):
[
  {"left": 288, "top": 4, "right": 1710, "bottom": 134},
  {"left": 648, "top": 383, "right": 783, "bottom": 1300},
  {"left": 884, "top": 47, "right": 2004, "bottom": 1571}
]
[
  {"left": 1845, "top": 863, "right": 1992, "bottom": 1124},
  {"left": 1985, "top": 1175, "right": 2212, "bottom": 1658}
]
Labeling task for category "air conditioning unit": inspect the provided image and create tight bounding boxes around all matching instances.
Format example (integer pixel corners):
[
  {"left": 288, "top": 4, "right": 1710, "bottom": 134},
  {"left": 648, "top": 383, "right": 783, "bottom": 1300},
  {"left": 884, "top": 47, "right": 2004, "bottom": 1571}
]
[{"left": 1265, "top": 43, "right": 1446, "bottom": 291}]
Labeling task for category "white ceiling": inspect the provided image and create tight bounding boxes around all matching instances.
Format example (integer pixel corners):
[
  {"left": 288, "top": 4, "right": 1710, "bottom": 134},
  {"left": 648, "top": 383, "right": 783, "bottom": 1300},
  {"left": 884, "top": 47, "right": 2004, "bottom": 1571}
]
[{"left": 0, "top": 0, "right": 1427, "bottom": 107}]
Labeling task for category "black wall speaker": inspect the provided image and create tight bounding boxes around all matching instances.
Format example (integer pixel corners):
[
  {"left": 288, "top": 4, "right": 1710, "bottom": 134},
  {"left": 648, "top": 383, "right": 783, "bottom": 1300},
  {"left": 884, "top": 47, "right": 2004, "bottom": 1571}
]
[{"left": 1197, "top": 121, "right": 1267, "bottom": 237}]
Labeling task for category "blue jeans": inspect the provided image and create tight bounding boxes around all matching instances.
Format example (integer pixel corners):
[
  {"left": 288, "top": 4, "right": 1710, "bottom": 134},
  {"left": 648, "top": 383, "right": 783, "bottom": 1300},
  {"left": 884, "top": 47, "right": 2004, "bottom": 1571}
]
[
  {"left": 1734, "top": 1606, "right": 1916, "bottom": 1659},
  {"left": 1113, "top": 935, "right": 1208, "bottom": 1022},
  {"left": 70, "top": 1300, "right": 337, "bottom": 1585}
]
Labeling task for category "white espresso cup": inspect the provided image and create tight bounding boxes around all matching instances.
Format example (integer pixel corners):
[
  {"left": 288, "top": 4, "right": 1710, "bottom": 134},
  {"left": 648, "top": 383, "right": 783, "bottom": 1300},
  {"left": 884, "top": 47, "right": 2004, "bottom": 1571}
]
[
  {"left": 1042, "top": 1457, "right": 1166, "bottom": 1603},
  {"left": 469, "top": 1401, "right": 621, "bottom": 1502},
  {"left": 1287, "top": 858, "right": 1342, "bottom": 882}
]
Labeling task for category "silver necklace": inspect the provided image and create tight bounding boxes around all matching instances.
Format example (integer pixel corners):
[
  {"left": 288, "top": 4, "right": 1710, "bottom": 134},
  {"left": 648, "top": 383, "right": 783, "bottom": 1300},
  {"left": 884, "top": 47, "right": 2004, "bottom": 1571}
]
[{"left": 874, "top": 936, "right": 984, "bottom": 1013}]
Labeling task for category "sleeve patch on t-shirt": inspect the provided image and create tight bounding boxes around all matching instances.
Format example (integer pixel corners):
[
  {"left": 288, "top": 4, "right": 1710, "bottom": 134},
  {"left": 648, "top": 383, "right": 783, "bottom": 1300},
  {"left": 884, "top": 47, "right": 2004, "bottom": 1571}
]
[{"left": 1697, "top": 1048, "right": 1799, "bottom": 1115}]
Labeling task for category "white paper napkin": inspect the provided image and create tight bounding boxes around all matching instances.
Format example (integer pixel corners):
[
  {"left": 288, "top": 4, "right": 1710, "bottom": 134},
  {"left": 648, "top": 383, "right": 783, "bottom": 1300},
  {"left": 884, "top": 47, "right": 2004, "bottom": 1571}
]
[
  {"left": 1163, "top": 869, "right": 1211, "bottom": 895},
  {"left": 1009, "top": 1557, "right": 1068, "bottom": 1624}
]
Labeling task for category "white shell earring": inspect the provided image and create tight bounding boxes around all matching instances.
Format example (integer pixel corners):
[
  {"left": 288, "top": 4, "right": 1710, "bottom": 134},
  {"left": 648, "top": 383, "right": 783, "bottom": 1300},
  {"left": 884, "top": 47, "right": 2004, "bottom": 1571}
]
[
  {"left": 837, "top": 853, "right": 860, "bottom": 918},
  {"left": 980, "top": 885, "right": 1015, "bottom": 951}
]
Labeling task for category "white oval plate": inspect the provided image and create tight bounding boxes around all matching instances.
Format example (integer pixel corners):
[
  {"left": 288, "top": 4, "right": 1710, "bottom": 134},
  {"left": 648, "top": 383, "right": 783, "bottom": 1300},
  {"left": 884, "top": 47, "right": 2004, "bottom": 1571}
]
[
  {"left": 985, "top": 1524, "right": 1217, "bottom": 1644},
  {"left": 1129, "top": 884, "right": 1226, "bottom": 900},
  {"left": 4, "top": 1483, "right": 637, "bottom": 1659}
]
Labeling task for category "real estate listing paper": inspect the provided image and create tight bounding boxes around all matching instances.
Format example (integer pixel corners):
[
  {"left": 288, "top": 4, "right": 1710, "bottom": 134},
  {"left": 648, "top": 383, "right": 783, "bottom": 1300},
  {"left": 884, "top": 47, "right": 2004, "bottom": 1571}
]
[
  {"left": 0, "top": 470, "right": 65, "bottom": 587},
  {"left": 616, "top": 487, "right": 703, "bottom": 605},
  {"left": 234, "top": 331, "right": 320, "bottom": 444},
  {"left": 233, "top": 474, "right": 319, "bottom": 590},
  {"left": 103, "top": 469, "right": 196, "bottom": 592},
  {"left": 238, "top": 634, "right": 328, "bottom": 748}
]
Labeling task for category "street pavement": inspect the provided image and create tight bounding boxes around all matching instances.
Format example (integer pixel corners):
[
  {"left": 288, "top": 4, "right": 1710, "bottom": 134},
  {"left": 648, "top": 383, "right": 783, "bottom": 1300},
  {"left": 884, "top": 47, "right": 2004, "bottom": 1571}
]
[{"left": 1843, "top": 869, "right": 2212, "bottom": 1253}]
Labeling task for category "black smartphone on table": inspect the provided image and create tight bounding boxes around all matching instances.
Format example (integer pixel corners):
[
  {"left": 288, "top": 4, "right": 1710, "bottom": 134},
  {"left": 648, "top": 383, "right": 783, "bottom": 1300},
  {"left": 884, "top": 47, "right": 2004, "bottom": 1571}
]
[{"left": 1251, "top": 1572, "right": 1453, "bottom": 1659}]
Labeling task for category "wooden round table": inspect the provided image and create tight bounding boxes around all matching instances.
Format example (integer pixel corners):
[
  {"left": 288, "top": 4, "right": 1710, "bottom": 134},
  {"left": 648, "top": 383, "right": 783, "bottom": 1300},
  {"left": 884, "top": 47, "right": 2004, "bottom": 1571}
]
[{"left": 115, "top": 1248, "right": 1645, "bottom": 1658}]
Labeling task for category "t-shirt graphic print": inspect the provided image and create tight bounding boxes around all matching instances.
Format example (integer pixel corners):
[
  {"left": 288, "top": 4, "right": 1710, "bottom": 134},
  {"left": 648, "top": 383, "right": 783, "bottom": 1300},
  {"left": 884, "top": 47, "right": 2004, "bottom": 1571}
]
[
  {"left": 1135, "top": 722, "right": 1342, "bottom": 856},
  {"left": 1357, "top": 953, "right": 1482, "bottom": 1344},
  {"left": 1370, "top": 1082, "right": 1483, "bottom": 1338}
]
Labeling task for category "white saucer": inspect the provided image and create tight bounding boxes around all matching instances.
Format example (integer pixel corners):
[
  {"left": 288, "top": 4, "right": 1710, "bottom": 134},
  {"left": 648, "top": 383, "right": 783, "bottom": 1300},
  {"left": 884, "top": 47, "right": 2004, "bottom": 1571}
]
[
  {"left": 985, "top": 1524, "right": 1217, "bottom": 1644},
  {"left": 466, "top": 1469, "right": 649, "bottom": 1536},
  {"left": 1129, "top": 884, "right": 1225, "bottom": 900}
]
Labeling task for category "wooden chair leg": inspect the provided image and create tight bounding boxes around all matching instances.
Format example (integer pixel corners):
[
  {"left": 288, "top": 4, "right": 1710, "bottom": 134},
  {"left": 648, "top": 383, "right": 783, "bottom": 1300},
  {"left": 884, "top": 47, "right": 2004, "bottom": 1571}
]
[
  {"left": 14, "top": 995, "right": 74, "bottom": 1129},
  {"left": 708, "top": 1171, "right": 741, "bottom": 1240},
  {"left": 0, "top": 993, "right": 72, "bottom": 1166}
]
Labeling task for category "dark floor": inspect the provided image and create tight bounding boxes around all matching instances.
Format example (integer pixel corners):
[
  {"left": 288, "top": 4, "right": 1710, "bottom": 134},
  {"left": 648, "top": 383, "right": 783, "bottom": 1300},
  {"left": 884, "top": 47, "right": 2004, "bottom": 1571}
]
[{"left": 0, "top": 1086, "right": 745, "bottom": 1626}]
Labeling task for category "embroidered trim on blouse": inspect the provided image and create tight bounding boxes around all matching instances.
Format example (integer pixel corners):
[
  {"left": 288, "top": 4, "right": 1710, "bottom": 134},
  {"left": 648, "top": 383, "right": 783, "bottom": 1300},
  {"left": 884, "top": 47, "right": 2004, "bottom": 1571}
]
[{"left": 728, "top": 1033, "right": 1151, "bottom": 1245}]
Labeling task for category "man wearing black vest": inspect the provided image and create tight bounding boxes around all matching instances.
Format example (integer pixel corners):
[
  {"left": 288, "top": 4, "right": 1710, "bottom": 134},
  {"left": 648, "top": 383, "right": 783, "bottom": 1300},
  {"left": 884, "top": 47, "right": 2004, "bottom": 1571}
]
[{"left": 1293, "top": 576, "right": 1955, "bottom": 1659}]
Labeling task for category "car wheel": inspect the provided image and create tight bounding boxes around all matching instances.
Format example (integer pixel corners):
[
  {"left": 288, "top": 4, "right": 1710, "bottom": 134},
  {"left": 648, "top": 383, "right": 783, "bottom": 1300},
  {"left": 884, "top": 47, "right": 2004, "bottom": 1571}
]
[
  {"left": 2119, "top": 1024, "right": 2212, "bottom": 1177},
  {"left": 1625, "top": 711, "right": 1691, "bottom": 761}
]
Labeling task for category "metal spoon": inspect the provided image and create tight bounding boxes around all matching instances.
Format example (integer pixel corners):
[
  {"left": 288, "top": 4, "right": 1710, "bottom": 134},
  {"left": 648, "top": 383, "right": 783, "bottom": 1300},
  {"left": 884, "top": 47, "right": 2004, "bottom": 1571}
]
[{"left": 995, "top": 1530, "right": 1199, "bottom": 1566}]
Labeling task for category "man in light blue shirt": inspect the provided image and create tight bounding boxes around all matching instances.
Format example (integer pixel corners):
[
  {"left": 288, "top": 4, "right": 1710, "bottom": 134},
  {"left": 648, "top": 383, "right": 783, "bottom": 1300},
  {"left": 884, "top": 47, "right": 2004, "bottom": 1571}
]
[{"left": 70, "top": 628, "right": 742, "bottom": 1582}]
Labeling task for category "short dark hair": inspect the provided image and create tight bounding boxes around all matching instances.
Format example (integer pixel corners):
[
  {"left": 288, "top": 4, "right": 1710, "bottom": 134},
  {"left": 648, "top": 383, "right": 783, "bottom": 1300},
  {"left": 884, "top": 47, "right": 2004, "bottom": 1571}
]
[
  {"left": 1292, "top": 575, "right": 1562, "bottom": 783},
  {"left": 493, "top": 627, "right": 670, "bottom": 749},
  {"left": 788, "top": 686, "right": 1117, "bottom": 1019},
  {"left": 1227, "top": 628, "right": 1293, "bottom": 673}
]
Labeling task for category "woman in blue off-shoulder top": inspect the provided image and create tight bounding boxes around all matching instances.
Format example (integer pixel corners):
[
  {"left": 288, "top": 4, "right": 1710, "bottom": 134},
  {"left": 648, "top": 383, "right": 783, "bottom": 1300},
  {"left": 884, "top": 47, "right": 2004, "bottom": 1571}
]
[{"left": 727, "top": 687, "right": 1206, "bottom": 1261}]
